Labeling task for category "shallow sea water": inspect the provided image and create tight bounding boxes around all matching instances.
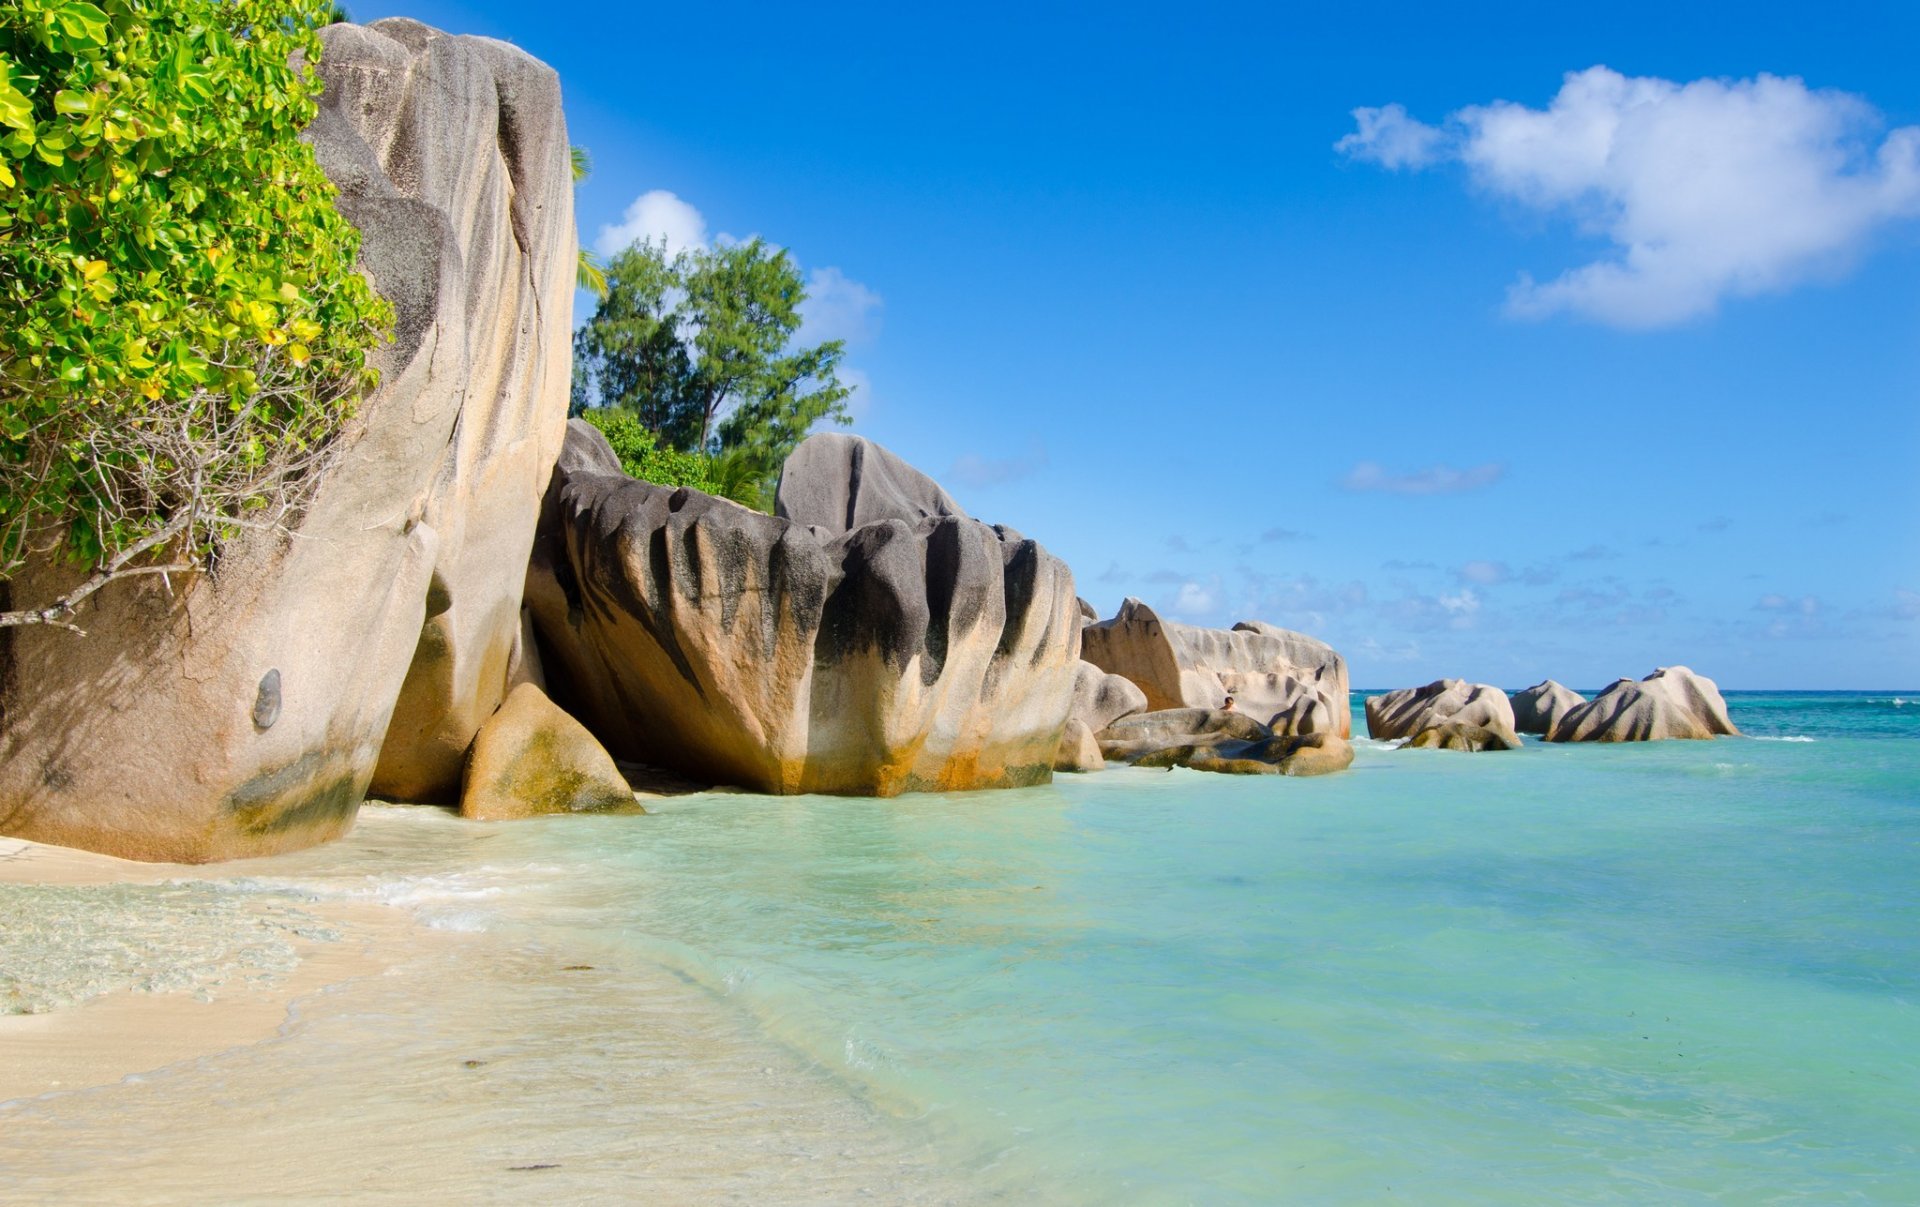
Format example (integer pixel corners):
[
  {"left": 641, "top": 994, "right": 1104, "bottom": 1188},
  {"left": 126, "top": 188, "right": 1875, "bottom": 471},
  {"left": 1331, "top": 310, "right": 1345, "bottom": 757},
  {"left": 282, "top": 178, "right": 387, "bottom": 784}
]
[{"left": 2, "top": 692, "right": 1917, "bottom": 1204}]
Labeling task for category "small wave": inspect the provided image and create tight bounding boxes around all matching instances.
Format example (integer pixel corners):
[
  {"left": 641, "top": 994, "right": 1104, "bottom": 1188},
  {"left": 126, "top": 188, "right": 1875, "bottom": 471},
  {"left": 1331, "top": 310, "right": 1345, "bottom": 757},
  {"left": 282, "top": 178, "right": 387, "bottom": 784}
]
[
  {"left": 1754, "top": 735, "right": 1816, "bottom": 743},
  {"left": 1350, "top": 737, "right": 1406, "bottom": 751}
]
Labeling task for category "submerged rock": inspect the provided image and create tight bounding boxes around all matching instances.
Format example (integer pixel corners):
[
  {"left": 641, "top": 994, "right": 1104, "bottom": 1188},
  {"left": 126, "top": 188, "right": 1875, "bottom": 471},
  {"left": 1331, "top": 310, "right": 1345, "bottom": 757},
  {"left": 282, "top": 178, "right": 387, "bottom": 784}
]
[
  {"left": 0, "top": 21, "right": 575, "bottom": 861},
  {"left": 460, "top": 684, "right": 639, "bottom": 821},
  {"left": 1097, "top": 708, "right": 1352, "bottom": 777},
  {"left": 527, "top": 425, "right": 1081, "bottom": 795},
  {"left": 1080, "top": 599, "right": 1349, "bottom": 738},
  {"left": 1547, "top": 666, "right": 1739, "bottom": 742},
  {"left": 1510, "top": 680, "right": 1586, "bottom": 736},
  {"left": 1366, "top": 680, "right": 1521, "bottom": 751}
]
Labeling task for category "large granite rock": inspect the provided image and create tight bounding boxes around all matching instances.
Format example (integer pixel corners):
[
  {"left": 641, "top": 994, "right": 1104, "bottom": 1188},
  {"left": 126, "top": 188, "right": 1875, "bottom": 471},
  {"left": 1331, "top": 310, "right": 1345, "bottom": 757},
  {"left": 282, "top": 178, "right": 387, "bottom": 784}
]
[
  {"left": 1510, "top": 680, "right": 1585, "bottom": 736},
  {"left": 0, "top": 21, "right": 574, "bottom": 861},
  {"left": 1366, "top": 679, "right": 1521, "bottom": 750},
  {"left": 527, "top": 424, "right": 1081, "bottom": 795},
  {"left": 1547, "top": 667, "right": 1739, "bottom": 742},
  {"left": 460, "top": 683, "right": 639, "bottom": 820},
  {"left": 1099, "top": 708, "right": 1353, "bottom": 777},
  {"left": 774, "top": 432, "right": 964, "bottom": 536},
  {"left": 1079, "top": 599, "right": 1350, "bottom": 738}
]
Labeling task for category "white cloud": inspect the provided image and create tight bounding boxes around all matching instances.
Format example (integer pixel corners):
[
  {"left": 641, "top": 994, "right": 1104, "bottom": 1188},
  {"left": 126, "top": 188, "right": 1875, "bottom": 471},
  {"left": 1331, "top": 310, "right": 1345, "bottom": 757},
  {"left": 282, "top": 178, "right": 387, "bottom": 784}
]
[
  {"left": 1757, "top": 593, "right": 1822, "bottom": 616},
  {"left": 838, "top": 365, "right": 874, "bottom": 420},
  {"left": 1438, "top": 587, "right": 1480, "bottom": 619},
  {"left": 1456, "top": 560, "right": 1509, "bottom": 586},
  {"left": 1171, "top": 580, "right": 1219, "bottom": 618},
  {"left": 595, "top": 189, "right": 709, "bottom": 258},
  {"left": 799, "top": 267, "right": 884, "bottom": 346},
  {"left": 1336, "top": 103, "right": 1447, "bottom": 169},
  {"left": 1342, "top": 461, "right": 1505, "bottom": 495},
  {"left": 1339, "top": 67, "right": 1920, "bottom": 326},
  {"left": 947, "top": 444, "right": 1047, "bottom": 489}
]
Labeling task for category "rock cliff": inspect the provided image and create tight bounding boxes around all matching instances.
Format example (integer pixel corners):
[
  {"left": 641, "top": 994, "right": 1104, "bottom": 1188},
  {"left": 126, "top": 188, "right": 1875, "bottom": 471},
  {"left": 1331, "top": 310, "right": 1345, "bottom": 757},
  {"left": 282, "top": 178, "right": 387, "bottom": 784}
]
[{"left": 0, "top": 21, "right": 575, "bottom": 860}]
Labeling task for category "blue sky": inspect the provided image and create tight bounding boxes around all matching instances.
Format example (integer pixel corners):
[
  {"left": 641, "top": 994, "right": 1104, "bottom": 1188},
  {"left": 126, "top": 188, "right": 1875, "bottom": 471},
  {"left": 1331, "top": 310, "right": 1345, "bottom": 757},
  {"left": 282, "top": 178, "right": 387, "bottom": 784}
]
[{"left": 352, "top": 0, "right": 1920, "bottom": 688}]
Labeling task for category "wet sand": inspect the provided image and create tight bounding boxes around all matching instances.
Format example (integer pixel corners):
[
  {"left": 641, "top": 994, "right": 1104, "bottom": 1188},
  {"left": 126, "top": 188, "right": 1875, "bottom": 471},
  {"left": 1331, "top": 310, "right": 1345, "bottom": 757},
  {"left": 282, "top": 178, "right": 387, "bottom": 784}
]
[{"left": 0, "top": 836, "right": 397, "bottom": 1103}]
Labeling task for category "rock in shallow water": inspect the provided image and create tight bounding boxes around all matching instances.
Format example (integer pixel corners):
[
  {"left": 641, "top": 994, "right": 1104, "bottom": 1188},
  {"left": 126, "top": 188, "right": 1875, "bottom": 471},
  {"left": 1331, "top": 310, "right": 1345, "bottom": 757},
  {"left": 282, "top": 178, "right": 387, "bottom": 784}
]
[
  {"left": 1080, "top": 599, "right": 1349, "bottom": 738},
  {"left": 1405, "top": 722, "right": 1522, "bottom": 752},
  {"left": 1054, "top": 718, "right": 1106, "bottom": 773},
  {"left": 460, "top": 684, "right": 639, "bottom": 820},
  {"left": 1547, "top": 666, "right": 1739, "bottom": 742},
  {"left": 527, "top": 425, "right": 1081, "bottom": 795},
  {"left": 1366, "top": 679, "right": 1521, "bottom": 751},
  {"left": 1510, "top": 680, "right": 1585, "bottom": 736},
  {"left": 1097, "top": 708, "right": 1353, "bottom": 777}
]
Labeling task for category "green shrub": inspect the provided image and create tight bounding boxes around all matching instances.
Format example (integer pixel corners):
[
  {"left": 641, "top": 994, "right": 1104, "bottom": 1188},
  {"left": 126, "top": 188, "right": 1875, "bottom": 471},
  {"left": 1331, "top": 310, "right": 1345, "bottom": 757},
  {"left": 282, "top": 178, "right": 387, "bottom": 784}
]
[
  {"left": 0, "top": 0, "right": 392, "bottom": 626},
  {"left": 579, "top": 407, "right": 714, "bottom": 493}
]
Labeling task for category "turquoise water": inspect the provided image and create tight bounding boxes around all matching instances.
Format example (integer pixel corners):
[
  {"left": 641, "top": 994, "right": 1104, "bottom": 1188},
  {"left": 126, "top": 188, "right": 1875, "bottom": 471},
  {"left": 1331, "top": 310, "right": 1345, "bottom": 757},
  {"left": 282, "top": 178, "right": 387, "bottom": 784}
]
[{"left": 5, "top": 692, "right": 1919, "bottom": 1202}]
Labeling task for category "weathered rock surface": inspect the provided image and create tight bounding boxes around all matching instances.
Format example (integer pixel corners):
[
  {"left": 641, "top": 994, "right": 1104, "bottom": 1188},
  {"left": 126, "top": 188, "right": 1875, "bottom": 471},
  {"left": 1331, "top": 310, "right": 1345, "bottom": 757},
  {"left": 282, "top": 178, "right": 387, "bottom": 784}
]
[
  {"left": 1510, "top": 680, "right": 1585, "bottom": 736},
  {"left": 1547, "top": 666, "right": 1739, "bottom": 742},
  {"left": 460, "top": 683, "right": 639, "bottom": 820},
  {"left": 1080, "top": 599, "right": 1350, "bottom": 738},
  {"left": 1069, "top": 660, "right": 1149, "bottom": 735},
  {"left": 0, "top": 21, "right": 574, "bottom": 861},
  {"left": 1054, "top": 718, "right": 1105, "bottom": 773},
  {"left": 1366, "top": 679, "right": 1521, "bottom": 750},
  {"left": 774, "top": 432, "right": 964, "bottom": 536},
  {"left": 1405, "top": 722, "right": 1522, "bottom": 752},
  {"left": 1053, "top": 661, "right": 1142, "bottom": 772},
  {"left": 1097, "top": 708, "right": 1353, "bottom": 777},
  {"left": 527, "top": 424, "right": 1081, "bottom": 796}
]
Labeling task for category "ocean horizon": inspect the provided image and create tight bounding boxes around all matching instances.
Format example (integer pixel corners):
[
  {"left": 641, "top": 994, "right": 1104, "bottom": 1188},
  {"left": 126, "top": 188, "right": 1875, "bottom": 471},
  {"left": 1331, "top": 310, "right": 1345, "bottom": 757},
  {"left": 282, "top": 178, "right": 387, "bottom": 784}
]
[{"left": 4, "top": 691, "right": 1916, "bottom": 1203}]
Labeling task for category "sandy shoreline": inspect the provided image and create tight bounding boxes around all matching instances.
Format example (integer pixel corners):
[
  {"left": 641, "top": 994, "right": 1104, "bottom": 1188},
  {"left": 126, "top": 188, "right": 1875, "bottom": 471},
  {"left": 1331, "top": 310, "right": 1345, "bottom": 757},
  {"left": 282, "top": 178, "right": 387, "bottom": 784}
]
[
  {"left": 0, "top": 836, "right": 401, "bottom": 1105},
  {"left": 0, "top": 820, "right": 967, "bottom": 1204}
]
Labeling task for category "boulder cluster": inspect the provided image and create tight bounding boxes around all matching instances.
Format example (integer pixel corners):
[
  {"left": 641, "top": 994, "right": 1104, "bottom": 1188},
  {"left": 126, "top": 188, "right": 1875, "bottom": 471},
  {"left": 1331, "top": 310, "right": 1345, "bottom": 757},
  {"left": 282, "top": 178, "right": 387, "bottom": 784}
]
[
  {"left": 0, "top": 20, "right": 1743, "bottom": 863},
  {"left": 1361, "top": 667, "right": 1739, "bottom": 750}
]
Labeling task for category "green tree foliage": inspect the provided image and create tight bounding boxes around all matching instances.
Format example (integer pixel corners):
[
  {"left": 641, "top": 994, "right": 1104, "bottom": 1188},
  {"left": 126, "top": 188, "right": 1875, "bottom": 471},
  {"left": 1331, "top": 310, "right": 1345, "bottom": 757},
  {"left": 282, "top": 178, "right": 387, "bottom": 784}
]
[
  {"left": 0, "top": 0, "right": 392, "bottom": 628},
  {"left": 577, "top": 407, "right": 712, "bottom": 493},
  {"left": 571, "top": 237, "right": 851, "bottom": 510}
]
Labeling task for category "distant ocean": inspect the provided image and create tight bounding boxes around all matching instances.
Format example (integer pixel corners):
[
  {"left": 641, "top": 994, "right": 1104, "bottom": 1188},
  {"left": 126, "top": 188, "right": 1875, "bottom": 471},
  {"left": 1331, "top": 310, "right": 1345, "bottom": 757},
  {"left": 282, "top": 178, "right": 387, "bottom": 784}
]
[{"left": 4, "top": 692, "right": 1918, "bottom": 1203}]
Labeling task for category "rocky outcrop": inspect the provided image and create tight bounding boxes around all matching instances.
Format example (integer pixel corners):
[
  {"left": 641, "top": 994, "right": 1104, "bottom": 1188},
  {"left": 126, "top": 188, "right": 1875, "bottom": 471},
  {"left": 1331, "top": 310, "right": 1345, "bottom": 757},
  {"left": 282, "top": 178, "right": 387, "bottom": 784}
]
[
  {"left": 1547, "top": 667, "right": 1739, "bottom": 742},
  {"left": 1079, "top": 599, "right": 1350, "bottom": 738},
  {"left": 0, "top": 21, "right": 575, "bottom": 861},
  {"left": 460, "top": 684, "right": 639, "bottom": 820},
  {"left": 1366, "top": 679, "right": 1521, "bottom": 750},
  {"left": 527, "top": 426, "right": 1081, "bottom": 795},
  {"left": 1510, "top": 680, "right": 1585, "bottom": 736},
  {"left": 1097, "top": 708, "right": 1353, "bottom": 777}
]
